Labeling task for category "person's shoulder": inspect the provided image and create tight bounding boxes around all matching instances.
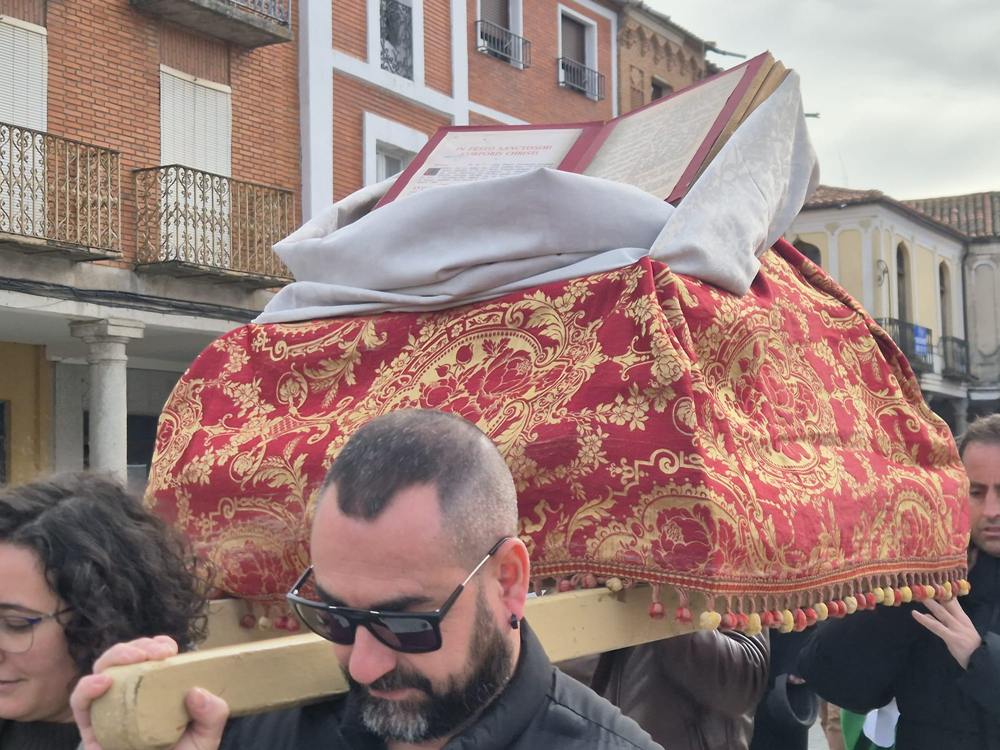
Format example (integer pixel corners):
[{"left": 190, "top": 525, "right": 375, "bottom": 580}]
[
  {"left": 545, "top": 668, "right": 664, "bottom": 749},
  {"left": 220, "top": 697, "right": 348, "bottom": 750}
]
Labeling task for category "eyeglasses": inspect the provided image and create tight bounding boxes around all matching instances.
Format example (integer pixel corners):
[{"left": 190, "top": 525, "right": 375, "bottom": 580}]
[
  {"left": 287, "top": 537, "right": 510, "bottom": 654},
  {"left": 0, "top": 608, "right": 72, "bottom": 654}
]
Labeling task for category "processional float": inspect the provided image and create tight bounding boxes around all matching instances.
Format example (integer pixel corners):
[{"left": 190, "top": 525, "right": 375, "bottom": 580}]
[{"left": 92, "top": 62, "right": 968, "bottom": 749}]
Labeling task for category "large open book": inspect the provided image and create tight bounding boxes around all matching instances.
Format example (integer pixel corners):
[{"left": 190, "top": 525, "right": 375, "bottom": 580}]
[{"left": 379, "top": 51, "right": 787, "bottom": 206}]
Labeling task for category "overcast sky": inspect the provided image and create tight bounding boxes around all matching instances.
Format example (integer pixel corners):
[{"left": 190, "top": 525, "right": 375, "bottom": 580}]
[{"left": 643, "top": 0, "right": 1000, "bottom": 200}]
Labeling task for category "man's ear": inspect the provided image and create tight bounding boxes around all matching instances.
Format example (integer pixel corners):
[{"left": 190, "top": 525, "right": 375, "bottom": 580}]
[{"left": 496, "top": 538, "right": 531, "bottom": 620}]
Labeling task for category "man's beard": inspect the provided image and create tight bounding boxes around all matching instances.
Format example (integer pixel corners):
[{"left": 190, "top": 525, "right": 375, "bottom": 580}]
[{"left": 347, "top": 591, "right": 515, "bottom": 744}]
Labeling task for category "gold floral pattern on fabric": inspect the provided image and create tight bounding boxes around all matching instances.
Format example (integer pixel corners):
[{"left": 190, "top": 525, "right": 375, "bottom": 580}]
[{"left": 147, "top": 240, "right": 968, "bottom": 606}]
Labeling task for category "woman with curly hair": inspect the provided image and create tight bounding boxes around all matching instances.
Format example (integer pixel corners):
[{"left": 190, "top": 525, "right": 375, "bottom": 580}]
[{"left": 0, "top": 472, "right": 207, "bottom": 749}]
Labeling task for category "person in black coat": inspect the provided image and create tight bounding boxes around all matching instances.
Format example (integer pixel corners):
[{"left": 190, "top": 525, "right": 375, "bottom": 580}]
[
  {"left": 797, "top": 414, "right": 1000, "bottom": 749},
  {"left": 749, "top": 629, "right": 818, "bottom": 750}
]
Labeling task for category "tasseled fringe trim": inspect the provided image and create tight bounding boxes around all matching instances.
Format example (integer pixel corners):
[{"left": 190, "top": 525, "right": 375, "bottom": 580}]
[
  {"left": 238, "top": 600, "right": 302, "bottom": 632},
  {"left": 530, "top": 567, "right": 971, "bottom": 634}
]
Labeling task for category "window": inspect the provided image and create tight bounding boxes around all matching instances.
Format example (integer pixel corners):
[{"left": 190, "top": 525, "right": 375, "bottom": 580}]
[
  {"left": 939, "top": 262, "right": 952, "bottom": 337},
  {"left": 160, "top": 67, "right": 232, "bottom": 176},
  {"left": 381, "top": 0, "right": 414, "bottom": 79},
  {"left": 160, "top": 67, "right": 233, "bottom": 266},
  {"left": 650, "top": 79, "right": 672, "bottom": 102},
  {"left": 481, "top": 0, "right": 509, "bottom": 28},
  {"left": 477, "top": 0, "right": 530, "bottom": 67},
  {"left": 558, "top": 9, "right": 602, "bottom": 100},
  {"left": 376, "top": 142, "right": 414, "bottom": 182},
  {"left": 0, "top": 19, "right": 47, "bottom": 237},
  {"left": 0, "top": 18, "right": 46, "bottom": 130},
  {"left": 793, "top": 239, "right": 822, "bottom": 267},
  {"left": 896, "top": 243, "right": 910, "bottom": 322},
  {"left": 561, "top": 14, "right": 586, "bottom": 64},
  {"left": 363, "top": 113, "right": 427, "bottom": 187}
]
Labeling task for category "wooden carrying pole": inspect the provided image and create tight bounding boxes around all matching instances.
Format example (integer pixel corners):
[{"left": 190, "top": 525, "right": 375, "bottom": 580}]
[{"left": 92, "top": 585, "right": 695, "bottom": 750}]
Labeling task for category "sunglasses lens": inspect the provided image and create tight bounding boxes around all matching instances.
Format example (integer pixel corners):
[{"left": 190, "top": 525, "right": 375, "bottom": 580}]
[
  {"left": 293, "top": 603, "right": 355, "bottom": 645},
  {"left": 371, "top": 616, "right": 440, "bottom": 653}
]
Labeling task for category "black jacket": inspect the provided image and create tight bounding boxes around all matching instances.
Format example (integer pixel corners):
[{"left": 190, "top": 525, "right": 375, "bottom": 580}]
[
  {"left": 220, "top": 620, "right": 662, "bottom": 749},
  {"left": 797, "top": 551, "right": 1000, "bottom": 750}
]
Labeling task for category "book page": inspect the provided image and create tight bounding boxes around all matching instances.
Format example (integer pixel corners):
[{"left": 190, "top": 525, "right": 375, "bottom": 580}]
[
  {"left": 393, "top": 128, "right": 585, "bottom": 200},
  {"left": 582, "top": 70, "right": 743, "bottom": 199},
  {"left": 690, "top": 61, "right": 782, "bottom": 188}
]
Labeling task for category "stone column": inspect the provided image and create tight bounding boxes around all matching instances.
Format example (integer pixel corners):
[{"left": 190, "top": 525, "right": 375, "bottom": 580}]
[
  {"left": 52, "top": 362, "right": 87, "bottom": 473},
  {"left": 956, "top": 397, "right": 970, "bottom": 437},
  {"left": 70, "top": 319, "right": 145, "bottom": 480}
]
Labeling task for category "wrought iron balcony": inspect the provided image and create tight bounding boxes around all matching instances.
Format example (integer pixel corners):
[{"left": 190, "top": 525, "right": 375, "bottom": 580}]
[
  {"left": 134, "top": 165, "right": 293, "bottom": 287},
  {"left": 0, "top": 122, "right": 121, "bottom": 259},
  {"left": 940, "top": 336, "right": 969, "bottom": 379},
  {"left": 381, "top": 0, "right": 413, "bottom": 79},
  {"left": 877, "top": 318, "right": 935, "bottom": 374},
  {"left": 130, "top": 0, "right": 292, "bottom": 47},
  {"left": 476, "top": 20, "right": 531, "bottom": 67},
  {"left": 558, "top": 57, "right": 604, "bottom": 100}
]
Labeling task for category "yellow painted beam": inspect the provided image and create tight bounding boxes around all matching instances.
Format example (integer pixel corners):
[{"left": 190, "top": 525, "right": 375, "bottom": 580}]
[{"left": 93, "top": 586, "right": 695, "bottom": 749}]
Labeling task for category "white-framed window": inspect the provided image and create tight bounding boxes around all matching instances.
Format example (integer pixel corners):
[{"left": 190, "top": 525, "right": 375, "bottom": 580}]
[
  {"left": 0, "top": 18, "right": 47, "bottom": 237},
  {"left": 159, "top": 66, "right": 233, "bottom": 266},
  {"left": 160, "top": 66, "right": 232, "bottom": 176},
  {"left": 363, "top": 112, "right": 427, "bottom": 187},
  {"left": 0, "top": 17, "right": 47, "bottom": 130},
  {"left": 373, "top": 0, "right": 424, "bottom": 84},
  {"left": 476, "top": 0, "right": 528, "bottom": 68},
  {"left": 557, "top": 6, "right": 600, "bottom": 100},
  {"left": 376, "top": 142, "right": 414, "bottom": 182}
]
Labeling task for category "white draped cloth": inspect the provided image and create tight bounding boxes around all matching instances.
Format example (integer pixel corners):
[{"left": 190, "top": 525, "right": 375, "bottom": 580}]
[{"left": 257, "top": 73, "right": 819, "bottom": 324}]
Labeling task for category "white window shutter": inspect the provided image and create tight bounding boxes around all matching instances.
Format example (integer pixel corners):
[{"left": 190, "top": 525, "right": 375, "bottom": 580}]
[
  {"left": 0, "top": 20, "right": 47, "bottom": 131},
  {"left": 160, "top": 69, "right": 231, "bottom": 176}
]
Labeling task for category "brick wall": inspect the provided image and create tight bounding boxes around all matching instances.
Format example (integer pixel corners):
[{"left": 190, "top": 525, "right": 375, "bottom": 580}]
[
  {"left": 230, "top": 7, "right": 300, "bottom": 199},
  {"left": 332, "top": 72, "right": 450, "bottom": 200},
  {"left": 0, "top": 0, "right": 44, "bottom": 25},
  {"left": 467, "top": 0, "right": 616, "bottom": 124},
  {"left": 46, "top": 1, "right": 159, "bottom": 265},
  {"left": 43, "top": 0, "right": 300, "bottom": 264},
  {"left": 424, "top": 0, "right": 452, "bottom": 95},
  {"left": 333, "top": 0, "right": 366, "bottom": 60},
  {"left": 160, "top": 23, "right": 229, "bottom": 84},
  {"left": 468, "top": 111, "right": 503, "bottom": 126}
]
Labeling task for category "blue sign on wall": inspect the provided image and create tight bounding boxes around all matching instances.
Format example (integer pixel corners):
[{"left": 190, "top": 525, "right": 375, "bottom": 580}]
[{"left": 913, "top": 325, "right": 931, "bottom": 357}]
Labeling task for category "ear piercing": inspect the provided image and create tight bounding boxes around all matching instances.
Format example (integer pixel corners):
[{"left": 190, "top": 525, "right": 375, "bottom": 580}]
[{"left": 510, "top": 613, "right": 520, "bottom": 630}]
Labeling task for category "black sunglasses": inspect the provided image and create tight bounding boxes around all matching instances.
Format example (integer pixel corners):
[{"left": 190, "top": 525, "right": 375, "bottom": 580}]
[{"left": 287, "top": 537, "right": 510, "bottom": 654}]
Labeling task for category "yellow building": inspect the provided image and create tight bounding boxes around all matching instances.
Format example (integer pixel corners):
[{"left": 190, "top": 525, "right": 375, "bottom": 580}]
[{"left": 788, "top": 185, "right": 999, "bottom": 433}]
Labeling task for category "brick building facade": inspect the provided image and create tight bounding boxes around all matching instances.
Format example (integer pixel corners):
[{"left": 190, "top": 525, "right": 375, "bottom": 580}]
[
  {"left": 615, "top": 2, "right": 712, "bottom": 116},
  {"left": 303, "top": 0, "right": 622, "bottom": 207},
  {"left": 0, "top": 0, "right": 301, "bottom": 484},
  {"left": 302, "top": 0, "right": 714, "bottom": 207}
]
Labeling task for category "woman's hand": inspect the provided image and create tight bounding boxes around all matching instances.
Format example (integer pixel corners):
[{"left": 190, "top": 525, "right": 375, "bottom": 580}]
[{"left": 70, "top": 635, "right": 230, "bottom": 750}]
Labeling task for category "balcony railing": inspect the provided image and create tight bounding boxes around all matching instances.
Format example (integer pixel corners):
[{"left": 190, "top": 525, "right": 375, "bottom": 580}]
[
  {"left": 940, "top": 336, "right": 969, "bottom": 379},
  {"left": 877, "top": 318, "right": 935, "bottom": 374},
  {"left": 558, "top": 57, "right": 604, "bottom": 100},
  {"left": 134, "top": 165, "right": 293, "bottom": 287},
  {"left": 476, "top": 20, "right": 531, "bottom": 67},
  {"left": 381, "top": 0, "right": 413, "bottom": 79},
  {"left": 0, "top": 122, "right": 121, "bottom": 258},
  {"left": 130, "top": 0, "right": 293, "bottom": 47},
  {"left": 230, "top": 0, "right": 290, "bottom": 23}
]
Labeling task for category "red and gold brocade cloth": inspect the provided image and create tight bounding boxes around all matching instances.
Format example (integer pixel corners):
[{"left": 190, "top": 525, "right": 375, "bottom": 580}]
[{"left": 146, "top": 238, "right": 969, "bottom": 620}]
